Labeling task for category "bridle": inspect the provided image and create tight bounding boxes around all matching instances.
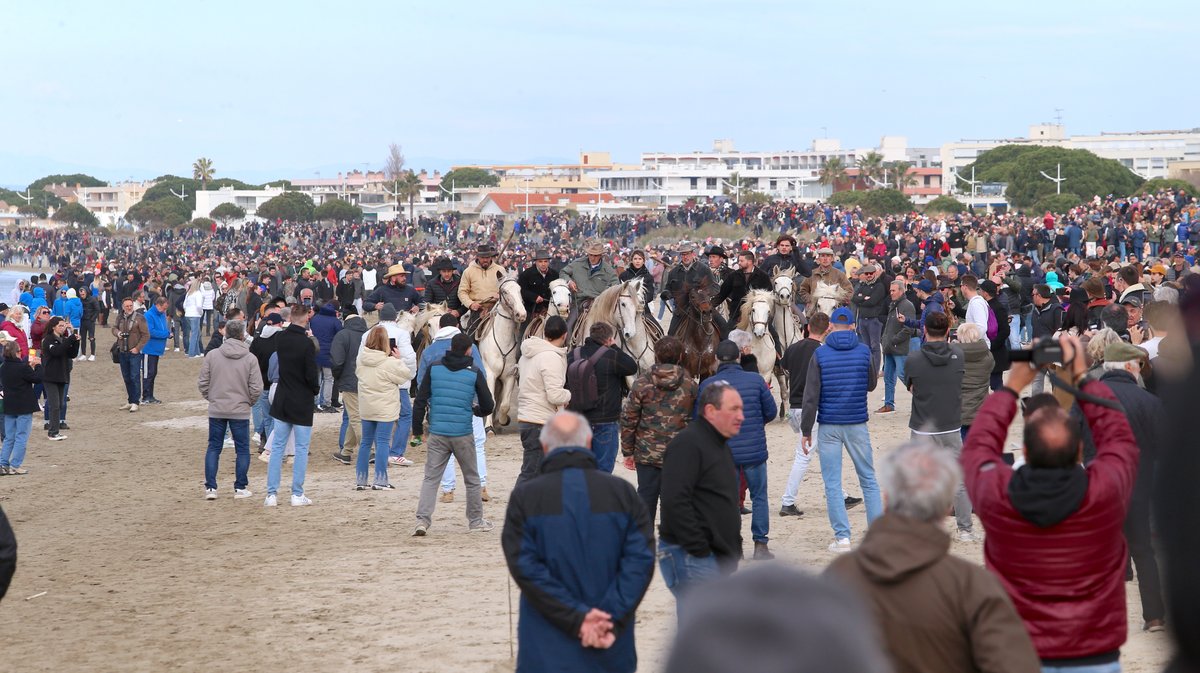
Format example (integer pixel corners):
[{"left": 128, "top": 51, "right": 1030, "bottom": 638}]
[
  {"left": 489, "top": 278, "right": 523, "bottom": 375},
  {"left": 749, "top": 296, "right": 771, "bottom": 336},
  {"left": 614, "top": 283, "right": 654, "bottom": 363}
]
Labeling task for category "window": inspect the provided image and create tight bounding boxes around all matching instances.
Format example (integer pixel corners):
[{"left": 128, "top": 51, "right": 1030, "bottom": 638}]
[
  {"left": 690, "top": 177, "right": 698, "bottom": 189},
  {"left": 706, "top": 178, "right": 718, "bottom": 189},
  {"left": 769, "top": 180, "right": 777, "bottom": 190}
]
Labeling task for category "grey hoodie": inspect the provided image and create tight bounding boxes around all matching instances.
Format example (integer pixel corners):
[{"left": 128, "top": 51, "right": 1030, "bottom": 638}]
[
  {"left": 198, "top": 338, "right": 264, "bottom": 419},
  {"left": 903, "top": 340, "right": 965, "bottom": 433},
  {"left": 330, "top": 315, "right": 368, "bottom": 392}
]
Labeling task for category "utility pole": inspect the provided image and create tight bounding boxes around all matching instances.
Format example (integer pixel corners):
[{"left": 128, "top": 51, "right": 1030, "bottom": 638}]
[
  {"left": 952, "top": 166, "right": 979, "bottom": 200},
  {"left": 170, "top": 185, "right": 188, "bottom": 200},
  {"left": 1039, "top": 163, "right": 1065, "bottom": 195}
]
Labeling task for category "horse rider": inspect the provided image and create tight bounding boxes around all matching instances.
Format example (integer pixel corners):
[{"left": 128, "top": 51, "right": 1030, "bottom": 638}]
[
  {"left": 760, "top": 234, "right": 814, "bottom": 278},
  {"left": 706, "top": 244, "right": 733, "bottom": 284},
  {"left": 714, "top": 249, "right": 780, "bottom": 354},
  {"left": 517, "top": 248, "right": 559, "bottom": 339},
  {"left": 424, "top": 257, "right": 465, "bottom": 319},
  {"left": 662, "top": 240, "right": 723, "bottom": 337},
  {"left": 561, "top": 239, "right": 617, "bottom": 338},
  {"left": 457, "top": 243, "right": 507, "bottom": 335},
  {"left": 797, "top": 243, "right": 853, "bottom": 316},
  {"left": 364, "top": 263, "right": 423, "bottom": 317}
]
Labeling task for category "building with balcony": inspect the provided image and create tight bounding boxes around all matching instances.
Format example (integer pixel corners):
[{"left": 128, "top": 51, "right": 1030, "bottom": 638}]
[
  {"left": 451, "top": 152, "right": 638, "bottom": 194},
  {"left": 193, "top": 186, "right": 287, "bottom": 223},
  {"left": 76, "top": 181, "right": 156, "bottom": 226}
]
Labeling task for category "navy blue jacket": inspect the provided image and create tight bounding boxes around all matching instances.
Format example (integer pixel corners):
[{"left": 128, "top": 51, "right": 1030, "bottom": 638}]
[
  {"left": 308, "top": 303, "right": 342, "bottom": 367},
  {"left": 502, "top": 447, "right": 655, "bottom": 673},
  {"left": 364, "top": 282, "right": 422, "bottom": 314},
  {"left": 901, "top": 290, "right": 945, "bottom": 341},
  {"left": 412, "top": 352, "right": 494, "bottom": 437},
  {"left": 695, "top": 362, "right": 776, "bottom": 466},
  {"left": 800, "top": 329, "right": 877, "bottom": 434}
]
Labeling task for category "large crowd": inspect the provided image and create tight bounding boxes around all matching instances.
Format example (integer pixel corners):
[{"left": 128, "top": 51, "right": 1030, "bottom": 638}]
[{"left": 1, "top": 185, "right": 1198, "bottom": 673}]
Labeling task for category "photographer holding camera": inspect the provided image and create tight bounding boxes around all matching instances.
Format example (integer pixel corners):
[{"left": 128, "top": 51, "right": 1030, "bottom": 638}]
[{"left": 113, "top": 297, "right": 150, "bottom": 413}]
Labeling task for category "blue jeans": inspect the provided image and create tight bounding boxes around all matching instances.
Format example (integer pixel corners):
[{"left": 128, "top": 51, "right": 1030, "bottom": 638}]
[
  {"left": 1008, "top": 314, "right": 1021, "bottom": 349},
  {"left": 591, "top": 422, "right": 619, "bottom": 473},
  {"left": 739, "top": 462, "right": 769, "bottom": 543},
  {"left": 1020, "top": 306, "right": 1034, "bottom": 344},
  {"left": 252, "top": 390, "right": 273, "bottom": 441},
  {"left": 205, "top": 418, "right": 250, "bottom": 490},
  {"left": 266, "top": 419, "right": 312, "bottom": 497},
  {"left": 357, "top": 419, "right": 394, "bottom": 487},
  {"left": 1042, "top": 663, "right": 1120, "bottom": 673},
  {"left": 118, "top": 352, "right": 142, "bottom": 404},
  {"left": 658, "top": 539, "right": 721, "bottom": 621},
  {"left": 388, "top": 390, "right": 412, "bottom": 458},
  {"left": 339, "top": 407, "right": 349, "bottom": 450},
  {"left": 882, "top": 353, "right": 907, "bottom": 408},
  {"left": 186, "top": 316, "right": 202, "bottom": 356},
  {"left": 816, "top": 423, "right": 883, "bottom": 540},
  {"left": 1, "top": 414, "right": 33, "bottom": 469}
]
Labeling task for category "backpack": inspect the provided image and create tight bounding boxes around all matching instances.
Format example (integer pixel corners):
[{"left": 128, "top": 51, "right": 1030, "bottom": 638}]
[
  {"left": 986, "top": 304, "right": 998, "bottom": 342},
  {"left": 565, "top": 346, "right": 610, "bottom": 412}
]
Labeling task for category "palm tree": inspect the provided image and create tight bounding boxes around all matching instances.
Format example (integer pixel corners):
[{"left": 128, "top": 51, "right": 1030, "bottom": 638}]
[
  {"left": 855, "top": 151, "right": 884, "bottom": 189},
  {"left": 397, "top": 170, "right": 423, "bottom": 223},
  {"left": 192, "top": 157, "right": 215, "bottom": 190},
  {"left": 888, "top": 161, "right": 917, "bottom": 192},
  {"left": 818, "top": 157, "right": 848, "bottom": 187}
]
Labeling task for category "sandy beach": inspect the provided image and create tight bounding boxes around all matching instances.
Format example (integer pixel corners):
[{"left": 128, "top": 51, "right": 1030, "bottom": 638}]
[{"left": 0, "top": 335, "right": 1173, "bottom": 672}]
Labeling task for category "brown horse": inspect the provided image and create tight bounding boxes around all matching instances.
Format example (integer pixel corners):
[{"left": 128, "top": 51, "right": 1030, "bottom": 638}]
[{"left": 676, "top": 282, "right": 721, "bottom": 379}]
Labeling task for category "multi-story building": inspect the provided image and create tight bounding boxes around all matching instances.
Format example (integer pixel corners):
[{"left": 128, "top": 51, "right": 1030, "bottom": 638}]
[
  {"left": 193, "top": 186, "right": 286, "bottom": 222},
  {"left": 940, "top": 124, "right": 1200, "bottom": 194},
  {"left": 451, "top": 152, "right": 638, "bottom": 194},
  {"left": 76, "top": 181, "right": 156, "bottom": 226}
]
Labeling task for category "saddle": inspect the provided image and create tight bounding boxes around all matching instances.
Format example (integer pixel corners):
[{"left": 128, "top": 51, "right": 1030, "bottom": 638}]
[
  {"left": 468, "top": 300, "right": 497, "bottom": 340},
  {"left": 568, "top": 297, "right": 596, "bottom": 346}
]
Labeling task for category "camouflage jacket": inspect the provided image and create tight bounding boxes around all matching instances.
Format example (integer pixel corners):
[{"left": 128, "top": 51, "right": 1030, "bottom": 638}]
[{"left": 620, "top": 364, "right": 698, "bottom": 467}]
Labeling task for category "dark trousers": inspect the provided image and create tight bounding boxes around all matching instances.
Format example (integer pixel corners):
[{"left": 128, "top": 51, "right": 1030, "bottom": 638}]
[
  {"left": 119, "top": 352, "right": 142, "bottom": 404},
  {"left": 635, "top": 463, "right": 663, "bottom": 523},
  {"left": 856, "top": 317, "right": 883, "bottom": 374},
  {"left": 79, "top": 321, "right": 96, "bottom": 356},
  {"left": 1126, "top": 488, "right": 1165, "bottom": 621},
  {"left": 989, "top": 372, "right": 1004, "bottom": 391},
  {"left": 44, "top": 381, "right": 65, "bottom": 436},
  {"left": 142, "top": 354, "right": 160, "bottom": 401},
  {"left": 516, "top": 422, "right": 543, "bottom": 486}
]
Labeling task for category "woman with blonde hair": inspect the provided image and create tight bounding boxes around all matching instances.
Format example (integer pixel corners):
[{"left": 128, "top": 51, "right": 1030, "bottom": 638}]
[
  {"left": 956, "top": 322, "right": 994, "bottom": 441},
  {"left": 355, "top": 325, "right": 414, "bottom": 490},
  {"left": 183, "top": 279, "right": 205, "bottom": 357}
]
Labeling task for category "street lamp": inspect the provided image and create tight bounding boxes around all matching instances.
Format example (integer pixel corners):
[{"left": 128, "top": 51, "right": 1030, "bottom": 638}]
[
  {"left": 952, "top": 166, "right": 979, "bottom": 200},
  {"left": 1039, "top": 163, "right": 1065, "bottom": 195}
]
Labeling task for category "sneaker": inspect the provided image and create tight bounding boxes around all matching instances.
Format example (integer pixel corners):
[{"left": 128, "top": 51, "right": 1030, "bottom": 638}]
[
  {"left": 957, "top": 531, "right": 976, "bottom": 543},
  {"left": 0, "top": 466, "right": 8, "bottom": 475},
  {"left": 205, "top": 488, "right": 217, "bottom": 500},
  {"left": 173, "top": 347, "right": 180, "bottom": 353},
  {"left": 409, "top": 436, "right": 423, "bottom": 447},
  {"left": 778, "top": 504, "right": 804, "bottom": 517},
  {"left": 290, "top": 494, "right": 312, "bottom": 507},
  {"left": 1144, "top": 619, "right": 1166, "bottom": 633},
  {"left": 258, "top": 451, "right": 270, "bottom": 463},
  {"left": 440, "top": 491, "right": 454, "bottom": 503},
  {"left": 129, "top": 404, "right": 139, "bottom": 413},
  {"left": 371, "top": 483, "right": 395, "bottom": 490},
  {"left": 264, "top": 494, "right": 277, "bottom": 507},
  {"left": 48, "top": 434, "right": 67, "bottom": 441},
  {"left": 7, "top": 467, "right": 27, "bottom": 475},
  {"left": 412, "top": 524, "right": 428, "bottom": 536},
  {"left": 389, "top": 456, "right": 414, "bottom": 467},
  {"left": 119, "top": 403, "right": 132, "bottom": 411},
  {"left": 844, "top": 496, "right": 864, "bottom": 509},
  {"left": 234, "top": 488, "right": 253, "bottom": 499},
  {"left": 468, "top": 520, "right": 495, "bottom": 533},
  {"left": 43, "top": 422, "right": 49, "bottom": 430},
  {"left": 59, "top": 422, "right": 70, "bottom": 430},
  {"left": 739, "top": 506, "right": 751, "bottom": 515},
  {"left": 88, "top": 354, "right": 95, "bottom": 361},
  {"left": 828, "top": 538, "right": 852, "bottom": 553},
  {"left": 331, "top": 452, "right": 351, "bottom": 465},
  {"left": 875, "top": 404, "right": 895, "bottom": 414},
  {"left": 481, "top": 487, "right": 491, "bottom": 502},
  {"left": 355, "top": 484, "right": 369, "bottom": 491}
]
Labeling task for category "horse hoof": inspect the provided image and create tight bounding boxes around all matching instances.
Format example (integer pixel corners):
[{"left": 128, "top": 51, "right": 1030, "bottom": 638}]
[{"left": 485, "top": 426, "right": 495, "bottom": 436}]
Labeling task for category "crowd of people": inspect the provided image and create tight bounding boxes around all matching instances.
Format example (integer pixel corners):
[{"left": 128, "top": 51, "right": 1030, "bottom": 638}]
[{"left": 1, "top": 184, "right": 1198, "bottom": 673}]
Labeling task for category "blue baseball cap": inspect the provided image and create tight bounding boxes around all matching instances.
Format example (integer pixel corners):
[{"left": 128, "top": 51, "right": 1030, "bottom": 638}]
[
  {"left": 915, "top": 279, "right": 934, "bottom": 294},
  {"left": 830, "top": 307, "right": 855, "bottom": 325}
]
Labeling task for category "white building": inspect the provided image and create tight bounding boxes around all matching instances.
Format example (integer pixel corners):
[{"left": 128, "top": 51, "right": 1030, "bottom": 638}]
[
  {"left": 588, "top": 138, "right": 939, "bottom": 206},
  {"left": 193, "top": 186, "right": 286, "bottom": 223},
  {"left": 74, "top": 181, "right": 157, "bottom": 226},
  {"left": 941, "top": 124, "right": 1200, "bottom": 194}
]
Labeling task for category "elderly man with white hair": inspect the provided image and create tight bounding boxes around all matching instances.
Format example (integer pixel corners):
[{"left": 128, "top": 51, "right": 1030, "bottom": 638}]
[{"left": 826, "top": 441, "right": 1038, "bottom": 673}]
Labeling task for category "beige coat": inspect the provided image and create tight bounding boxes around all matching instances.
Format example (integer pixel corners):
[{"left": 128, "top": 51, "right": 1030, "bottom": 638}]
[
  {"left": 516, "top": 336, "right": 571, "bottom": 425},
  {"left": 798, "top": 264, "right": 852, "bottom": 315},
  {"left": 356, "top": 346, "right": 414, "bottom": 422},
  {"left": 457, "top": 261, "right": 507, "bottom": 307}
]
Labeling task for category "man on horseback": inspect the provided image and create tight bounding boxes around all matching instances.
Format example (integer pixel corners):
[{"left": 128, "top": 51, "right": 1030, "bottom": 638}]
[
  {"left": 561, "top": 239, "right": 617, "bottom": 339},
  {"left": 424, "top": 257, "right": 464, "bottom": 319},
  {"left": 761, "top": 234, "right": 814, "bottom": 279},
  {"left": 714, "top": 250, "right": 779, "bottom": 356},
  {"left": 798, "top": 244, "right": 852, "bottom": 317},
  {"left": 458, "top": 244, "right": 507, "bottom": 335},
  {"left": 365, "top": 263, "right": 422, "bottom": 316},
  {"left": 662, "top": 241, "right": 722, "bottom": 337},
  {"left": 706, "top": 244, "right": 732, "bottom": 284},
  {"left": 517, "top": 248, "right": 558, "bottom": 340}
]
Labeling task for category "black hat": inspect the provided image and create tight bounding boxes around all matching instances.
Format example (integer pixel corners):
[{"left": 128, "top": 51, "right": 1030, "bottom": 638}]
[
  {"left": 938, "top": 277, "right": 957, "bottom": 290},
  {"left": 431, "top": 257, "right": 455, "bottom": 272},
  {"left": 533, "top": 249, "right": 552, "bottom": 261},
  {"left": 706, "top": 245, "right": 728, "bottom": 258},
  {"left": 979, "top": 280, "right": 999, "bottom": 296},
  {"left": 1119, "top": 293, "right": 1143, "bottom": 308},
  {"left": 264, "top": 313, "right": 284, "bottom": 325},
  {"left": 476, "top": 244, "right": 498, "bottom": 257}
]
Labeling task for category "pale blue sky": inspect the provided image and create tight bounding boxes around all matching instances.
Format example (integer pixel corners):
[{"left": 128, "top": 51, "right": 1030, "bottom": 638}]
[{"left": 2, "top": 0, "right": 1197, "bottom": 186}]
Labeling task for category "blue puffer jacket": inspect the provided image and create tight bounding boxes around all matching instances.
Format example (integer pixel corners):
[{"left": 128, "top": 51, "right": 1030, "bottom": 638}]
[
  {"left": 308, "top": 303, "right": 342, "bottom": 367},
  {"left": 412, "top": 351, "right": 494, "bottom": 438},
  {"left": 901, "top": 290, "right": 945, "bottom": 342},
  {"left": 814, "top": 330, "right": 871, "bottom": 425},
  {"left": 695, "top": 362, "right": 777, "bottom": 466},
  {"left": 142, "top": 304, "right": 171, "bottom": 357}
]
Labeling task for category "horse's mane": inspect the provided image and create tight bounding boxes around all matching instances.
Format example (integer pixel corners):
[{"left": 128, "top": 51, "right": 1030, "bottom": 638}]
[
  {"left": 587, "top": 282, "right": 625, "bottom": 324},
  {"left": 736, "top": 290, "right": 775, "bottom": 329},
  {"left": 415, "top": 302, "right": 447, "bottom": 335},
  {"left": 772, "top": 267, "right": 796, "bottom": 279}
]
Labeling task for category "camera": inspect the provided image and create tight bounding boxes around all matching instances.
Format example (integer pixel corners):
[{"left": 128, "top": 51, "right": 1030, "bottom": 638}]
[{"left": 1009, "top": 338, "right": 1063, "bottom": 367}]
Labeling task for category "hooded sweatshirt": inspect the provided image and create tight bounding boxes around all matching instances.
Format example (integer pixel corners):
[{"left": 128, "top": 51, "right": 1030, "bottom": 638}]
[
  {"left": 516, "top": 336, "right": 571, "bottom": 425},
  {"left": 827, "top": 513, "right": 1040, "bottom": 673},
  {"left": 903, "top": 340, "right": 965, "bottom": 434},
  {"left": 197, "top": 338, "right": 263, "bottom": 419},
  {"left": 27, "top": 287, "right": 47, "bottom": 314}
]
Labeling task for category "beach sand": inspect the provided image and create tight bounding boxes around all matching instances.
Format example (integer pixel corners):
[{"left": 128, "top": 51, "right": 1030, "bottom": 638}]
[{"left": 0, "top": 338, "right": 1172, "bottom": 672}]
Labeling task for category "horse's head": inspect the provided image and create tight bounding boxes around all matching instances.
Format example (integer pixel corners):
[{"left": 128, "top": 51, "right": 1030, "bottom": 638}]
[
  {"left": 616, "top": 280, "right": 643, "bottom": 340},
  {"left": 689, "top": 282, "right": 717, "bottom": 315},
  {"left": 499, "top": 272, "right": 527, "bottom": 322},
  {"left": 748, "top": 290, "right": 771, "bottom": 337},
  {"left": 549, "top": 278, "right": 572, "bottom": 317},
  {"left": 772, "top": 271, "right": 795, "bottom": 305}
]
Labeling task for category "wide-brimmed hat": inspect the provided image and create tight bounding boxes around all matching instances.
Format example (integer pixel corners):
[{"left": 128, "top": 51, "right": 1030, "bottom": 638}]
[
  {"left": 431, "top": 257, "right": 455, "bottom": 272},
  {"left": 584, "top": 240, "right": 605, "bottom": 255},
  {"left": 476, "top": 244, "right": 498, "bottom": 257},
  {"left": 533, "top": 249, "right": 552, "bottom": 261},
  {"left": 383, "top": 263, "right": 408, "bottom": 279},
  {"left": 677, "top": 241, "right": 698, "bottom": 254},
  {"left": 706, "top": 245, "right": 728, "bottom": 258}
]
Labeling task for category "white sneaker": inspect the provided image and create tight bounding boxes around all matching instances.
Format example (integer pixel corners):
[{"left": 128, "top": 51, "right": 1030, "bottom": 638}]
[
  {"left": 388, "top": 456, "right": 413, "bottom": 466},
  {"left": 828, "top": 538, "right": 852, "bottom": 553},
  {"left": 88, "top": 355, "right": 95, "bottom": 361},
  {"left": 234, "top": 488, "right": 253, "bottom": 499},
  {"left": 119, "top": 403, "right": 132, "bottom": 410},
  {"left": 129, "top": 404, "right": 139, "bottom": 413},
  {"left": 468, "top": 519, "right": 495, "bottom": 533},
  {"left": 205, "top": 488, "right": 217, "bottom": 500},
  {"left": 173, "top": 347, "right": 180, "bottom": 352},
  {"left": 48, "top": 434, "right": 67, "bottom": 441},
  {"left": 290, "top": 494, "right": 312, "bottom": 507},
  {"left": 264, "top": 494, "right": 277, "bottom": 507},
  {"left": 957, "top": 531, "right": 976, "bottom": 543},
  {"left": 257, "top": 451, "right": 270, "bottom": 463}
]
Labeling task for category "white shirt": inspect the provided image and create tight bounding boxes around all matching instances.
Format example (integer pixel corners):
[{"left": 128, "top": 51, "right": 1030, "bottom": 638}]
[
  {"left": 965, "top": 294, "right": 990, "bottom": 334},
  {"left": 1141, "top": 336, "right": 1162, "bottom": 361}
]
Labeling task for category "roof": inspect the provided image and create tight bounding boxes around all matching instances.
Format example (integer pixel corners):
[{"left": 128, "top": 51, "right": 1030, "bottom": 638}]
[{"left": 477, "top": 192, "right": 614, "bottom": 214}]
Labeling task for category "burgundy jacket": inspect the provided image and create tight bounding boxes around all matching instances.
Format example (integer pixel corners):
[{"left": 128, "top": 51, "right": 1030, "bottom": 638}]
[{"left": 962, "top": 382, "right": 1138, "bottom": 661}]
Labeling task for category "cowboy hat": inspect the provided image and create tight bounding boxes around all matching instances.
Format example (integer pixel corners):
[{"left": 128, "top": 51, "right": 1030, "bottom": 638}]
[
  {"left": 383, "top": 263, "right": 408, "bottom": 279},
  {"left": 676, "top": 241, "right": 698, "bottom": 254},
  {"left": 430, "top": 257, "right": 456, "bottom": 272},
  {"left": 476, "top": 244, "right": 498, "bottom": 257},
  {"left": 705, "top": 245, "right": 728, "bottom": 258},
  {"left": 584, "top": 240, "right": 605, "bottom": 256},
  {"left": 533, "top": 249, "right": 552, "bottom": 261}
]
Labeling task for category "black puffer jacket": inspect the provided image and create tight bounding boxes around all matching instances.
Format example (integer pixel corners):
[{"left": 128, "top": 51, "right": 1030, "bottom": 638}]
[
  {"left": 0, "top": 356, "right": 43, "bottom": 415},
  {"left": 567, "top": 337, "right": 638, "bottom": 424}
]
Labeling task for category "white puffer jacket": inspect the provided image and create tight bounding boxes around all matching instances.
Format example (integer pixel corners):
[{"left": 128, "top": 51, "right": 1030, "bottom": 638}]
[
  {"left": 356, "top": 346, "right": 414, "bottom": 422},
  {"left": 516, "top": 336, "right": 571, "bottom": 425}
]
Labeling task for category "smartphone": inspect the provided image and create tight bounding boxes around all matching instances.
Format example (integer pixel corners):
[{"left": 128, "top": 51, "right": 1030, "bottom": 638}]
[{"left": 388, "top": 338, "right": 397, "bottom": 352}]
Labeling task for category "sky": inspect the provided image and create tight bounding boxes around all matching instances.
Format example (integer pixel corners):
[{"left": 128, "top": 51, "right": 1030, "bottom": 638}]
[{"left": 2, "top": 0, "right": 1197, "bottom": 187}]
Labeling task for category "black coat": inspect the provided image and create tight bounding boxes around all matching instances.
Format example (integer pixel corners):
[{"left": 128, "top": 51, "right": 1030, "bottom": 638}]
[
  {"left": 662, "top": 262, "right": 716, "bottom": 311},
  {"left": 269, "top": 324, "right": 319, "bottom": 426},
  {"left": 713, "top": 268, "right": 771, "bottom": 318},
  {"left": 659, "top": 416, "right": 741, "bottom": 570},
  {"left": 424, "top": 276, "right": 464, "bottom": 312},
  {"left": 618, "top": 266, "right": 655, "bottom": 306},
  {"left": 761, "top": 251, "right": 814, "bottom": 278},
  {"left": 517, "top": 266, "right": 559, "bottom": 313},
  {"left": 567, "top": 337, "right": 638, "bottom": 424},
  {"left": 249, "top": 330, "right": 278, "bottom": 388},
  {"left": 1, "top": 356, "right": 43, "bottom": 415},
  {"left": 851, "top": 278, "right": 889, "bottom": 320},
  {"left": 0, "top": 504, "right": 14, "bottom": 602},
  {"left": 40, "top": 332, "right": 79, "bottom": 384},
  {"left": 986, "top": 296, "right": 1010, "bottom": 373}
]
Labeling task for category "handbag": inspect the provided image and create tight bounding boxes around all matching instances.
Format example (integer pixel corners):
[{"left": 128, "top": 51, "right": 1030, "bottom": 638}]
[{"left": 110, "top": 341, "right": 120, "bottom": 364}]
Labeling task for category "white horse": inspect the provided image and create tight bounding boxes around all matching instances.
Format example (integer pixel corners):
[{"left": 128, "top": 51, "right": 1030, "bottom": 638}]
[
  {"left": 770, "top": 270, "right": 806, "bottom": 416},
  {"left": 579, "top": 278, "right": 658, "bottom": 384},
  {"left": 548, "top": 278, "right": 572, "bottom": 318},
  {"left": 736, "top": 290, "right": 780, "bottom": 387},
  {"left": 477, "top": 272, "right": 526, "bottom": 433}
]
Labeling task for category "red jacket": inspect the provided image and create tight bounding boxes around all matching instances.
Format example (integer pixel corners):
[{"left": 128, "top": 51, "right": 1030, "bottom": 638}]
[
  {"left": 962, "top": 382, "right": 1138, "bottom": 661},
  {"left": 0, "top": 321, "right": 28, "bottom": 359}
]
